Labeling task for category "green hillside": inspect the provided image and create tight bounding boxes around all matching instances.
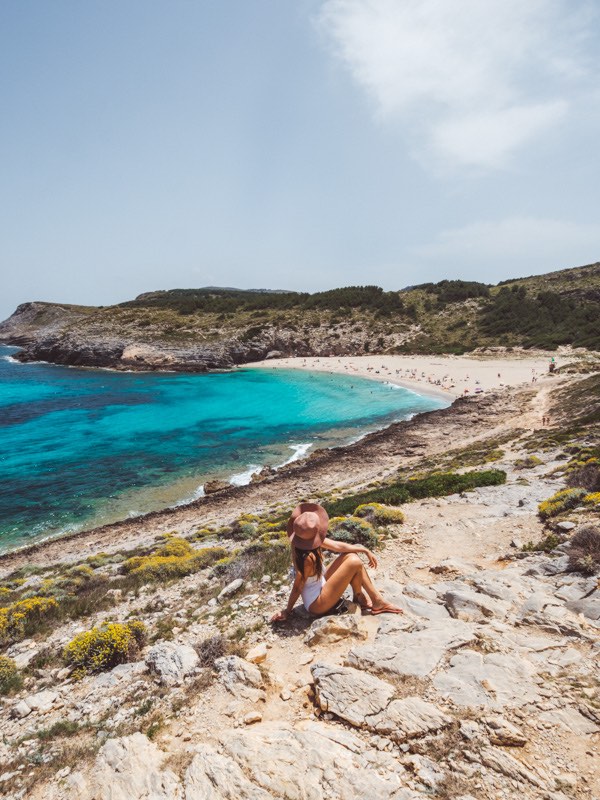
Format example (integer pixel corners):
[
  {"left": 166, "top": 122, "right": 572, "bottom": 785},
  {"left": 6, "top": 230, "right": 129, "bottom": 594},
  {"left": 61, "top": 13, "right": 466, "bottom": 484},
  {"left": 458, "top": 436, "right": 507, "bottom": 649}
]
[{"left": 1, "top": 262, "right": 599, "bottom": 357}]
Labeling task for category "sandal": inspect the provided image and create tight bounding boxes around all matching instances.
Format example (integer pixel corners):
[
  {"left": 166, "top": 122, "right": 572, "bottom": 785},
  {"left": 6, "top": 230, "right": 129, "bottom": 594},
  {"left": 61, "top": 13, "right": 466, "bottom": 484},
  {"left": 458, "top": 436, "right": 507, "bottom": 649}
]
[{"left": 370, "top": 603, "right": 404, "bottom": 616}]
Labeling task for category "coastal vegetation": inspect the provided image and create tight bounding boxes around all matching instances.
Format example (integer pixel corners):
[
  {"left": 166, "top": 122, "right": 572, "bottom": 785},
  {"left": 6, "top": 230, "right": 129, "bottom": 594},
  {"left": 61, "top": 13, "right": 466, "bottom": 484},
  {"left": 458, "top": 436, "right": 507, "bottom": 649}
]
[
  {"left": 567, "top": 525, "right": 600, "bottom": 575},
  {"left": 328, "top": 516, "right": 379, "bottom": 548},
  {"left": 538, "top": 487, "right": 588, "bottom": 519},
  {"left": 122, "top": 539, "right": 227, "bottom": 583},
  {"left": 0, "top": 655, "right": 22, "bottom": 695},
  {"left": 0, "top": 596, "right": 59, "bottom": 646},
  {"left": 1, "top": 262, "right": 598, "bottom": 368},
  {"left": 354, "top": 503, "right": 405, "bottom": 525},
  {"left": 63, "top": 620, "right": 147, "bottom": 678},
  {"left": 323, "top": 468, "right": 506, "bottom": 517}
]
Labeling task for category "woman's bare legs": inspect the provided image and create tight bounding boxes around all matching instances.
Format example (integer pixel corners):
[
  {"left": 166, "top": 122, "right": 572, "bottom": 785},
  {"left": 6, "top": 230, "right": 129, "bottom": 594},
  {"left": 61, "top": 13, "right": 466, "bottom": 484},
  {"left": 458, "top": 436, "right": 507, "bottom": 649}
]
[{"left": 309, "top": 553, "right": 401, "bottom": 615}]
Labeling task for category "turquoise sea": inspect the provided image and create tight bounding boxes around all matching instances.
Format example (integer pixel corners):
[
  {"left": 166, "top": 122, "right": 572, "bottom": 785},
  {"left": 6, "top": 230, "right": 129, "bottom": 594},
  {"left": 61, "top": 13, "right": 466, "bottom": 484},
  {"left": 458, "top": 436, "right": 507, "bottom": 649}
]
[{"left": 0, "top": 346, "right": 446, "bottom": 552}]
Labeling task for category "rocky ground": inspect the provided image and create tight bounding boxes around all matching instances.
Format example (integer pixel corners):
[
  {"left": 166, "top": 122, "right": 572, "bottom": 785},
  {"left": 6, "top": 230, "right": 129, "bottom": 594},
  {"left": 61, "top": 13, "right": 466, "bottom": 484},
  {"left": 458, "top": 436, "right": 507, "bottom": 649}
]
[
  {"left": 0, "top": 372, "right": 599, "bottom": 799},
  {"left": 1, "top": 440, "right": 599, "bottom": 797}
]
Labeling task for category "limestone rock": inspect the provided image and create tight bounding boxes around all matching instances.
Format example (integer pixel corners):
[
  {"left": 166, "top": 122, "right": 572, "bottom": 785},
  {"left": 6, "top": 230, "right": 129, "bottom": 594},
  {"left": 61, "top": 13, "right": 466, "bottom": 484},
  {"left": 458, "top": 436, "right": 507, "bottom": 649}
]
[
  {"left": 433, "top": 650, "right": 540, "bottom": 709},
  {"left": 73, "top": 733, "right": 182, "bottom": 800},
  {"left": 485, "top": 716, "right": 527, "bottom": 746},
  {"left": 311, "top": 662, "right": 395, "bottom": 727},
  {"left": 185, "top": 746, "right": 272, "bottom": 799},
  {"left": 145, "top": 642, "right": 199, "bottom": 686},
  {"left": 479, "top": 746, "right": 547, "bottom": 789},
  {"left": 214, "top": 655, "right": 263, "bottom": 694},
  {"left": 518, "top": 592, "right": 586, "bottom": 635},
  {"left": 312, "top": 663, "right": 451, "bottom": 742},
  {"left": 565, "top": 596, "right": 600, "bottom": 625},
  {"left": 23, "top": 689, "right": 58, "bottom": 713},
  {"left": 304, "top": 615, "right": 365, "bottom": 646},
  {"left": 443, "top": 587, "right": 511, "bottom": 621},
  {"left": 204, "top": 480, "right": 230, "bottom": 494},
  {"left": 208, "top": 721, "right": 418, "bottom": 799},
  {"left": 245, "top": 642, "right": 268, "bottom": 663},
  {"left": 243, "top": 711, "right": 262, "bottom": 725},
  {"left": 376, "top": 578, "right": 449, "bottom": 621},
  {"left": 556, "top": 521, "right": 576, "bottom": 532},
  {"left": 470, "top": 571, "right": 531, "bottom": 602},
  {"left": 11, "top": 699, "right": 31, "bottom": 719},
  {"left": 347, "top": 619, "right": 475, "bottom": 678},
  {"left": 539, "top": 707, "right": 600, "bottom": 735},
  {"left": 218, "top": 579, "right": 244, "bottom": 602}
]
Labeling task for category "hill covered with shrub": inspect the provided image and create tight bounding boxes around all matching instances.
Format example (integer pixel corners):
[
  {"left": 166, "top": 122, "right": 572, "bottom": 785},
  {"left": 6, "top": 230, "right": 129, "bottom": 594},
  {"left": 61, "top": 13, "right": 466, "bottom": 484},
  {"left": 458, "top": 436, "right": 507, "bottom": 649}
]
[{"left": 0, "top": 261, "right": 598, "bottom": 369}]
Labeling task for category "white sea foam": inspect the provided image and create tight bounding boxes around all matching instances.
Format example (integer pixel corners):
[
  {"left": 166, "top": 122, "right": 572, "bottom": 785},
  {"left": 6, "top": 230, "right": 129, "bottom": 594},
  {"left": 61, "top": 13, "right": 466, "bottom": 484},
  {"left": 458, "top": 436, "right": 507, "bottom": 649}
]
[
  {"left": 171, "top": 484, "right": 206, "bottom": 507},
  {"left": 277, "top": 442, "right": 313, "bottom": 467},
  {"left": 229, "top": 464, "right": 263, "bottom": 486},
  {"left": 1, "top": 355, "right": 19, "bottom": 363}
]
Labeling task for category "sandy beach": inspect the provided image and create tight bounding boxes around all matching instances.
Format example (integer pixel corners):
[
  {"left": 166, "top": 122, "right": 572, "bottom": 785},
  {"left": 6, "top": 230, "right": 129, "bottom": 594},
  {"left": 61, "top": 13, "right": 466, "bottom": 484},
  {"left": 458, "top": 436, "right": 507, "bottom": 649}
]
[{"left": 245, "top": 353, "right": 561, "bottom": 400}]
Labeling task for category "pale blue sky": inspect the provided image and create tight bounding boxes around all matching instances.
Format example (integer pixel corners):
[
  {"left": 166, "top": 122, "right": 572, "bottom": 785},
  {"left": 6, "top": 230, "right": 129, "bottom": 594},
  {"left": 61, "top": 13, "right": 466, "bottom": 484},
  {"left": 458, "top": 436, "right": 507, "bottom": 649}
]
[{"left": 1, "top": 0, "right": 599, "bottom": 320}]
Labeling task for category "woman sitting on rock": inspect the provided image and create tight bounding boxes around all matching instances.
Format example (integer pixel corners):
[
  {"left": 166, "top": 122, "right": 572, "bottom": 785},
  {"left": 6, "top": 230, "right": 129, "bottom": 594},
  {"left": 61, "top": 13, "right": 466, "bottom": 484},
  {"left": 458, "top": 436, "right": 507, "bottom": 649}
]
[{"left": 271, "top": 502, "right": 403, "bottom": 622}]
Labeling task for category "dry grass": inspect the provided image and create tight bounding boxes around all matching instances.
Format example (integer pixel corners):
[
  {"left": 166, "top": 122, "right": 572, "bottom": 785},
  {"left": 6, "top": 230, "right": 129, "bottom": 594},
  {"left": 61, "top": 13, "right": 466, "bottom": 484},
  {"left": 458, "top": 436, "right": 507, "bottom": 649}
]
[
  {"left": 387, "top": 674, "right": 430, "bottom": 699},
  {"left": 164, "top": 749, "right": 196, "bottom": 779}
]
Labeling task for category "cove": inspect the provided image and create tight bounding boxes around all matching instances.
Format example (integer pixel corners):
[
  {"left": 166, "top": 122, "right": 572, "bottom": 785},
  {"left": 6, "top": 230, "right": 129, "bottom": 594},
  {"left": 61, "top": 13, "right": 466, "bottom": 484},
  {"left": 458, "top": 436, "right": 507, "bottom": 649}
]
[{"left": 0, "top": 346, "right": 446, "bottom": 551}]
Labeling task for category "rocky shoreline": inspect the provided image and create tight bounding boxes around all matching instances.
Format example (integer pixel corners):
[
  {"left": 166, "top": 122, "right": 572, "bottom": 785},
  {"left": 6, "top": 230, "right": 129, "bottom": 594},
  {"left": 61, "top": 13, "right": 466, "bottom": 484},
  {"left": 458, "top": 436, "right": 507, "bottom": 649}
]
[
  {"left": 0, "top": 383, "right": 530, "bottom": 574},
  {"left": 0, "top": 300, "right": 416, "bottom": 372}
]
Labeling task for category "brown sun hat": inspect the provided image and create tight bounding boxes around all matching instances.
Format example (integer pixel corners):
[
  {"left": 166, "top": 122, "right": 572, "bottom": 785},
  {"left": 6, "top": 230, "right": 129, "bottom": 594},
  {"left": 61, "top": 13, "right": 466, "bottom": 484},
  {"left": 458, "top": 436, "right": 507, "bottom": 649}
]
[{"left": 287, "top": 502, "right": 329, "bottom": 550}]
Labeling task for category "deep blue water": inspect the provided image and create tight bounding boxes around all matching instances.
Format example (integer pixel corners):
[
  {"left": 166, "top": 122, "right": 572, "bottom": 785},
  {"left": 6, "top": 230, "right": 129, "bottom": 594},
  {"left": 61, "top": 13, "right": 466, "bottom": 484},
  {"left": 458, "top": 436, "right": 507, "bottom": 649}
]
[{"left": 0, "top": 346, "right": 446, "bottom": 551}]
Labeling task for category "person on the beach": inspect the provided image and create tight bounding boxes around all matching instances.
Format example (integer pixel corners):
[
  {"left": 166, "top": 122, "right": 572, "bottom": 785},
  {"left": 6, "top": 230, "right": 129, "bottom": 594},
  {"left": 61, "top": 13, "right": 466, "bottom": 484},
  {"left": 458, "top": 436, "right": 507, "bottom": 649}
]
[{"left": 271, "top": 503, "right": 403, "bottom": 622}]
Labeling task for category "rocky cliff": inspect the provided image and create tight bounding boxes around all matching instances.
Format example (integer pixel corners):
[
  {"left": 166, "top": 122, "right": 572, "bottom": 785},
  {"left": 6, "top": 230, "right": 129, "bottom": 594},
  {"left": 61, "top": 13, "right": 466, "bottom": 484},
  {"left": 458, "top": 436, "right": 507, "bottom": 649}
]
[{"left": 1, "top": 262, "right": 598, "bottom": 369}]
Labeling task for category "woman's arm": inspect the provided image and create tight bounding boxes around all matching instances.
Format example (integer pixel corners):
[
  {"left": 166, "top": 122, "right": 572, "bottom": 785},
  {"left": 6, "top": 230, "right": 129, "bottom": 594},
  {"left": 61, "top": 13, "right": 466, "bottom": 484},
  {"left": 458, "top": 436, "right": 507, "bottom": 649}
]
[
  {"left": 322, "top": 537, "right": 378, "bottom": 568},
  {"left": 271, "top": 571, "right": 303, "bottom": 622}
]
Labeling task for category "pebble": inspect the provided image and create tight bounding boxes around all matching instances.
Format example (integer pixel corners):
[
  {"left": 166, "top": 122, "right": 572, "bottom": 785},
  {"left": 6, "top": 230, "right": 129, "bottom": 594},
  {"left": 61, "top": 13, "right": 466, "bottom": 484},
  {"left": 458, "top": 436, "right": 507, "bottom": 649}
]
[
  {"left": 243, "top": 712, "right": 263, "bottom": 725},
  {"left": 246, "top": 642, "right": 268, "bottom": 664}
]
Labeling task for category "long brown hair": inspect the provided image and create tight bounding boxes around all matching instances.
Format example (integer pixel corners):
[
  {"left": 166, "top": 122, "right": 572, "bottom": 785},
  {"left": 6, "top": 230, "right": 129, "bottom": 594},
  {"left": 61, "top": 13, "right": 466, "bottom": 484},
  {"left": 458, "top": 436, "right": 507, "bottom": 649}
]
[{"left": 293, "top": 546, "right": 323, "bottom": 580}]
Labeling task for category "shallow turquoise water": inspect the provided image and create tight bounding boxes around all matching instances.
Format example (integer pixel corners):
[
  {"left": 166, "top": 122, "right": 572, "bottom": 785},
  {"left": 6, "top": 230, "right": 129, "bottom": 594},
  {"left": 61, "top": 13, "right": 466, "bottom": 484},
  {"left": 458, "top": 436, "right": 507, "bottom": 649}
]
[{"left": 0, "top": 346, "right": 446, "bottom": 551}]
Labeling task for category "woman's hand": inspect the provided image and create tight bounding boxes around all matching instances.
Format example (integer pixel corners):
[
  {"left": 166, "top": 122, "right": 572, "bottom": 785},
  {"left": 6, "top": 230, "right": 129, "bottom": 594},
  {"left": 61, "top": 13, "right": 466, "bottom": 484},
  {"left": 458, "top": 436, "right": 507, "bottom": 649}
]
[
  {"left": 270, "top": 608, "right": 289, "bottom": 623},
  {"left": 364, "top": 549, "right": 378, "bottom": 568}
]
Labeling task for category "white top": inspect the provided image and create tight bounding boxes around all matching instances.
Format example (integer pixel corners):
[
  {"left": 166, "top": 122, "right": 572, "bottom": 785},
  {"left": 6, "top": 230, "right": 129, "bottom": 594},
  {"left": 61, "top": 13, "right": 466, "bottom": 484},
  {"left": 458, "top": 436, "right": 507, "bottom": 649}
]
[{"left": 300, "top": 573, "right": 325, "bottom": 611}]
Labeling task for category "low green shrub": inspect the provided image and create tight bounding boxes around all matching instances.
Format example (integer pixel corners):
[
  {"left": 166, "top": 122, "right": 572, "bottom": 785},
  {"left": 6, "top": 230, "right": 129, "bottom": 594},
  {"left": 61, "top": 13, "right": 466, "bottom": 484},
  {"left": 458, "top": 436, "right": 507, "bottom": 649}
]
[
  {"left": 214, "top": 541, "right": 290, "bottom": 582},
  {"left": 323, "top": 469, "right": 506, "bottom": 517},
  {"left": 566, "top": 463, "right": 600, "bottom": 493},
  {"left": 37, "top": 720, "right": 81, "bottom": 740},
  {"left": 63, "top": 620, "right": 147, "bottom": 678},
  {"left": 155, "top": 537, "right": 193, "bottom": 558},
  {"left": 522, "top": 534, "right": 560, "bottom": 553},
  {"left": 538, "top": 487, "right": 587, "bottom": 519},
  {"left": 568, "top": 525, "right": 600, "bottom": 575},
  {"left": 0, "top": 655, "right": 23, "bottom": 696},
  {"left": 0, "top": 596, "right": 59, "bottom": 645},
  {"left": 354, "top": 503, "right": 404, "bottom": 525},
  {"left": 324, "top": 486, "right": 409, "bottom": 517},
  {"left": 122, "top": 546, "right": 227, "bottom": 582},
  {"left": 514, "top": 455, "right": 543, "bottom": 470},
  {"left": 328, "top": 517, "right": 379, "bottom": 548},
  {"left": 227, "top": 521, "right": 257, "bottom": 541},
  {"left": 405, "top": 470, "right": 506, "bottom": 498}
]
